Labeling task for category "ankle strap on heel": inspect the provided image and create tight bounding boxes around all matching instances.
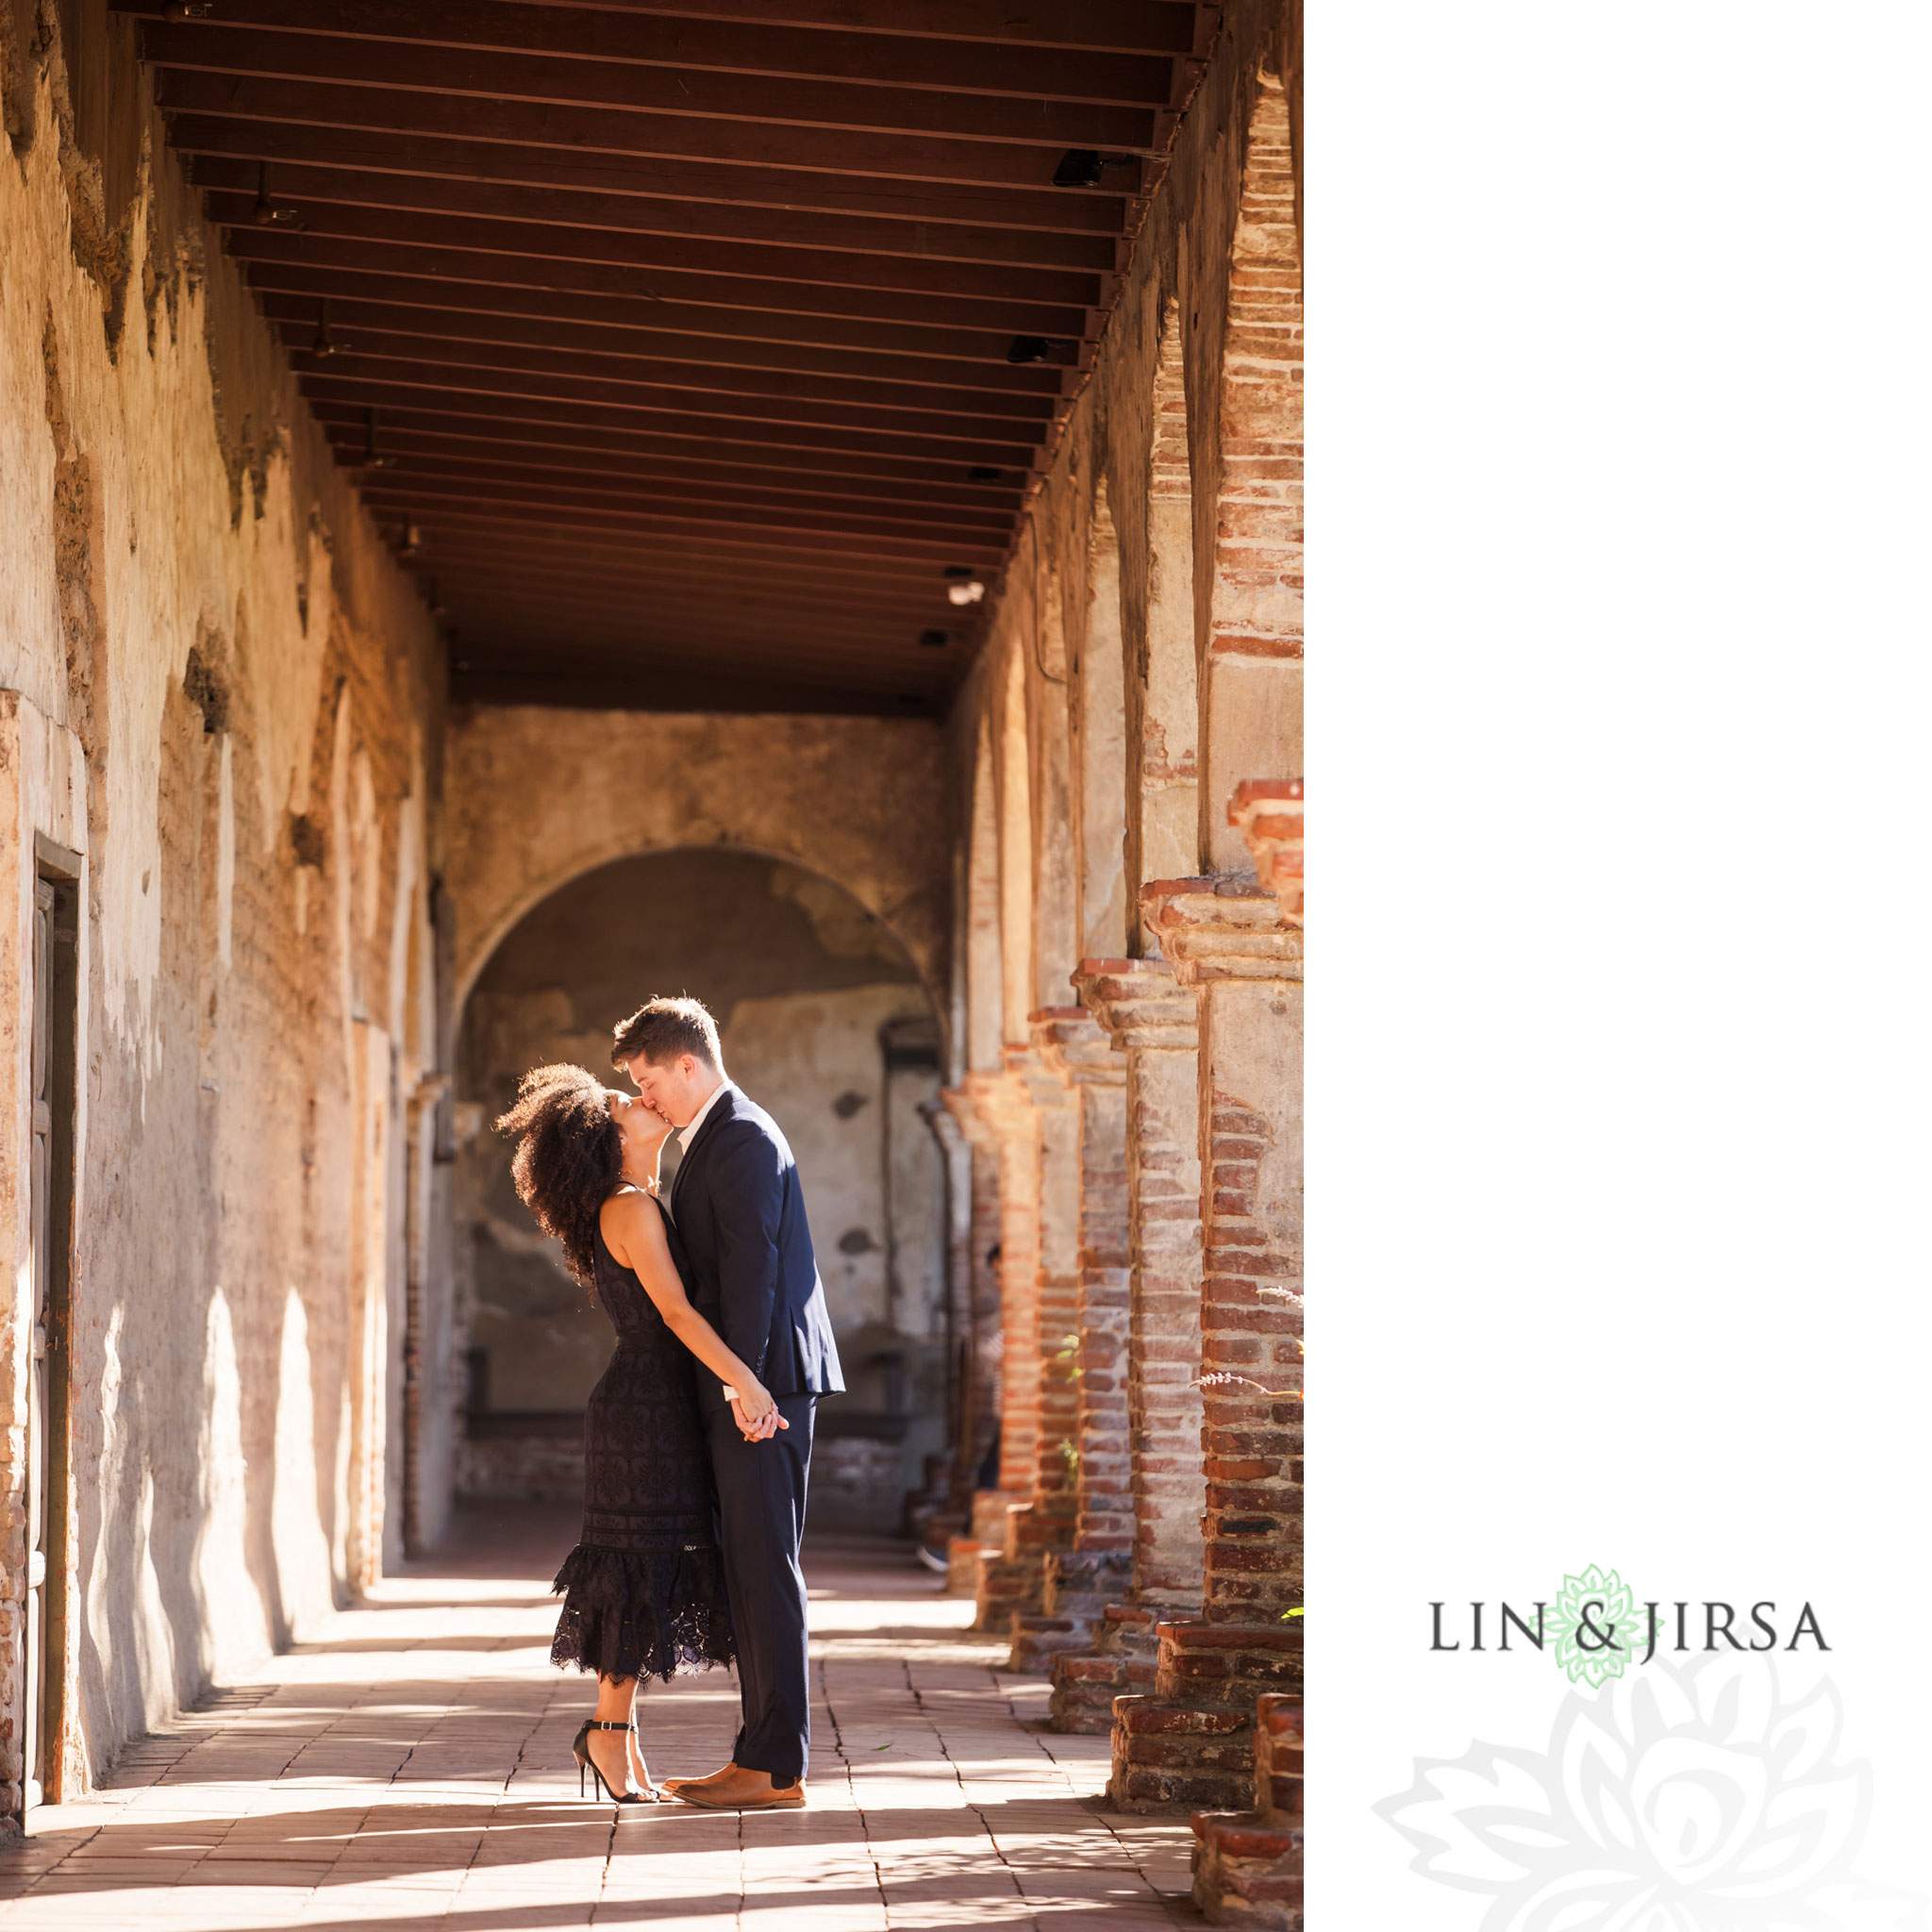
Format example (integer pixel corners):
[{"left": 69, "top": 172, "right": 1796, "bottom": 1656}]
[{"left": 588, "top": 1718, "right": 632, "bottom": 1731}]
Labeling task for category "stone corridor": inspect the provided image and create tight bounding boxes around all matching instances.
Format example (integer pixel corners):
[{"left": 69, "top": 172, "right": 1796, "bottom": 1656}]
[
  {"left": 3, "top": 0, "right": 1300, "bottom": 1919},
  {"left": 0, "top": 1508, "right": 1191, "bottom": 1930}
]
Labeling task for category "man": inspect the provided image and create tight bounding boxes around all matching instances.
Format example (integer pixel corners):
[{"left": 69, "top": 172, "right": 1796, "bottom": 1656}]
[{"left": 611, "top": 995, "right": 843, "bottom": 1809}]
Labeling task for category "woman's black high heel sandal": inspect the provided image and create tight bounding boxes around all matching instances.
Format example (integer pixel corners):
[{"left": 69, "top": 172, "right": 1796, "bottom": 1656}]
[{"left": 575, "top": 1718, "right": 648, "bottom": 1804}]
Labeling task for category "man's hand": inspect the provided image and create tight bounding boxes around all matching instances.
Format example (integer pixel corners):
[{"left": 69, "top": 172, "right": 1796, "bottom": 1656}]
[{"left": 729, "top": 1395, "right": 787, "bottom": 1442}]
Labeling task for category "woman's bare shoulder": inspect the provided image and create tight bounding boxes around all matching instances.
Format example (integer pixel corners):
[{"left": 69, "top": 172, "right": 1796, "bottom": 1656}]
[{"left": 599, "top": 1185, "right": 663, "bottom": 1254}]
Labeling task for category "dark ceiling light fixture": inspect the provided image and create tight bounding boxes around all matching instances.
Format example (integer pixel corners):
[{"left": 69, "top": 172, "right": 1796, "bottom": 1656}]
[
  {"left": 359, "top": 406, "right": 398, "bottom": 471},
  {"left": 162, "top": 1, "right": 212, "bottom": 18},
  {"left": 1006, "top": 336, "right": 1050, "bottom": 365},
  {"left": 309, "top": 297, "right": 346, "bottom": 359},
  {"left": 250, "top": 160, "right": 301, "bottom": 227},
  {"left": 965, "top": 465, "right": 1006, "bottom": 484},
  {"left": 918, "top": 628, "right": 950, "bottom": 648},
  {"left": 1052, "top": 148, "right": 1135, "bottom": 189},
  {"left": 941, "top": 565, "right": 974, "bottom": 578}
]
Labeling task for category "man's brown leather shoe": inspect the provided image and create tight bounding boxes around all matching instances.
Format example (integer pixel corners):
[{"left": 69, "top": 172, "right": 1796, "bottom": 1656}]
[
  {"left": 671, "top": 1765, "right": 806, "bottom": 1810},
  {"left": 660, "top": 1759, "right": 738, "bottom": 1794}
]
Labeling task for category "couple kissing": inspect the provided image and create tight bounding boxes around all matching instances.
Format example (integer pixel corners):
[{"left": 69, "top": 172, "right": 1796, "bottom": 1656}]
[{"left": 495, "top": 995, "right": 843, "bottom": 1809}]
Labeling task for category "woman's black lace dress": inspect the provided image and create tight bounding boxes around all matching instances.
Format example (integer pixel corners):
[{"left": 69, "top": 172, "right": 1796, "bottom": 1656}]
[{"left": 550, "top": 1195, "right": 735, "bottom": 1681}]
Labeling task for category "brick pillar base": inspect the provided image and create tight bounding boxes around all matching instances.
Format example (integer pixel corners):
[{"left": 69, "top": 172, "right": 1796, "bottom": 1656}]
[
  {"left": 1191, "top": 1694, "right": 1305, "bottom": 1926},
  {"left": 1049, "top": 1598, "right": 1174, "bottom": 1734},
  {"left": 1109, "top": 1620, "right": 1303, "bottom": 1812},
  {"left": 979, "top": 1492, "right": 1076, "bottom": 1641},
  {"left": 1012, "top": 1547, "right": 1135, "bottom": 1676},
  {"left": 951, "top": 1487, "right": 1024, "bottom": 1600}
]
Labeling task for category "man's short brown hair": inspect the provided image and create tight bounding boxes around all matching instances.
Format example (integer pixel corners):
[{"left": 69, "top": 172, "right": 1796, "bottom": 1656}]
[{"left": 611, "top": 995, "right": 722, "bottom": 1071}]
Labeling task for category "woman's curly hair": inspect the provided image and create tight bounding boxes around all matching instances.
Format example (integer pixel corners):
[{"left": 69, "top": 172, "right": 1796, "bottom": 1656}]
[{"left": 494, "top": 1063, "right": 623, "bottom": 1291}]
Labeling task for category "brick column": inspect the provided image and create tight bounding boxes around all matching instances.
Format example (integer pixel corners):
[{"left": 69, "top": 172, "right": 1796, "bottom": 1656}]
[
  {"left": 1010, "top": 1009, "right": 1133, "bottom": 1674},
  {"left": 960, "top": 1052, "right": 1082, "bottom": 1636},
  {"left": 1047, "top": 959, "right": 1206, "bottom": 1731},
  {"left": 919, "top": 1097, "right": 1000, "bottom": 1579},
  {"left": 1108, "top": 875, "right": 1302, "bottom": 1811}
]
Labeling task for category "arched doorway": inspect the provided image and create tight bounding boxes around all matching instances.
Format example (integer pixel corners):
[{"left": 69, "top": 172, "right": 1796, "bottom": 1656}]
[{"left": 451, "top": 847, "right": 948, "bottom": 1533}]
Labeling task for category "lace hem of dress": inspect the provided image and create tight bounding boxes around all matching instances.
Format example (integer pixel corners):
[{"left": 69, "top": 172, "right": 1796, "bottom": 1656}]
[{"left": 550, "top": 1541, "right": 735, "bottom": 1682}]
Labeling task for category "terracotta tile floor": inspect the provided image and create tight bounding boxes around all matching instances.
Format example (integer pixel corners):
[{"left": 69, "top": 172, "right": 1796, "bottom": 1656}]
[{"left": 0, "top": 1506, "right": 1193, "bottom": 1929}]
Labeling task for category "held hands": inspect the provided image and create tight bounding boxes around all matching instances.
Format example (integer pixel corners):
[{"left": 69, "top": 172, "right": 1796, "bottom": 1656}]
[{"left": 723, "top": 1382, "right": 788, "bottom": 1444}]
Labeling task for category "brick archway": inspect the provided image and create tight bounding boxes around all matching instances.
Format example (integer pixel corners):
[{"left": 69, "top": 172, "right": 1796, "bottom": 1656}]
[{"left": 444, "top": 706, "right": 951, "bottom": 1020}]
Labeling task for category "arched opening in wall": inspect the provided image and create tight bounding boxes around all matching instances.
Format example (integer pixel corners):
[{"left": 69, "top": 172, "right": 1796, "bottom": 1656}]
[
  {"left": 1137, "top": 301, "right": 1202, "bottom": 906},
  {"left": 1076, "top": 483, "right": 1129, "bottom": 962},
  {"left": 1028, "top": 565, "right": 1080, "bottom": 1008},
  {"left": 965, "top": 708, "right": 1004, "bottom": 1076},
  {"left": 452, "top": 847, "right": 949, "bottom": 1535},
  {"left": 997, "top": 645, "right": 1035, "bottom": 1044},
  {"left": 1202, "top": 65, "right": 1303, "bottom": 871}
]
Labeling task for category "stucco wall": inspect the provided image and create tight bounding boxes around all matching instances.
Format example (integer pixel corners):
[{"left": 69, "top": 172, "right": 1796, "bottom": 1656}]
[
  {"left": 443, "top": 706, "right": 952, "bottom": 1022},
  {"left": 0, "top": 18, "right": 441, "bottom": 1808}
]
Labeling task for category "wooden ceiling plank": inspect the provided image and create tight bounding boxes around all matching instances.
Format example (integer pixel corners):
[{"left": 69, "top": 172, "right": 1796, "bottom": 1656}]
[
  {"left": 376, "top": 521, "right": 995, "bottom": 581},
  {"left": 270, "top": 294, "right": 1068, "bottom": 396},
  {"left": 432, "top": 585, "right": 968, "bottom": 633},
  {"left": 188, "top": 154, "right": 1118, "bottom": 273},
  {"left": 222, "top": 229, "right": 1095, "bottom": 341},
  {"left": 351, "top": 456, "right": 1017, "bottom": 532},
  {"left": 319, "top": 426, "right": 1026, "bottom": 512},
  {"left": 279, "top": 326, "right": 1058, "bottom": 423},
  {"left": 168, "top": 114, "right": 1129, "bottom": 237},
  {"left": 244, "top": 261, "right": 1082, "bottom": 366},
  {"left": 200, "top": 191, "right": 1105, "bottom": 308},
  {"left": 116, "top": 0, "right": 1180, "bottom": 105},
  {"left": 154, "top": 69, "right": 1147, "bottom": 192},
  {"left": 439, "top": 625, "right": 964, "bottom": 676},
  {"left": 360, "top": 490, "right": 1011, "bottom": 561},
  {"left": 300, "top": 378, "right": 1043, "bottom": 468},
  {"left": 367, "top": 490, "right": 1006, "bottom": 552},
  {"left": 442, "top": 0, "right": 1208, "bottom": 59},
  {"left": 298, "top": 357, "right": 1052, "bottom": 448},
  {"left": 309, "top": 403, "right": 1032, "bottom": 492},
  {"left": 428, "top": 572, "right": 967, "bottom": 622},
  {"left": 446, "top": 673, "right": 946, "bottom": 723},
  {"left": 427, "top": 563, "right": 974, "bottom": 612},
  {"left": 140, "top": 24, "right": 1162, "bottom": 150}
]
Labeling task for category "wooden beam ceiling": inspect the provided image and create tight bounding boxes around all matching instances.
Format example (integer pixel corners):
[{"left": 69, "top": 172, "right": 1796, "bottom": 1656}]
[{"left": 129, "top": 0, "right": 1216, "bottom": 714}]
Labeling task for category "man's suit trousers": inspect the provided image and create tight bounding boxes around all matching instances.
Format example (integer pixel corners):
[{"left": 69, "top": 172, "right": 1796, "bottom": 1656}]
[{"left": 705, "top": 1392, "right": 815, "bottom": 1783}]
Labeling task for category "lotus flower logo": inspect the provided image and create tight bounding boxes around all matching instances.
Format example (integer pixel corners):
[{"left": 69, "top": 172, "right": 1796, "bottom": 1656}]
[
  {"left": 1376, "top": 1650, "right": 1924, "bottom": 1929},
  {"left": 1553, "top": 1562, "right": 1644, "bottom": 1688}
]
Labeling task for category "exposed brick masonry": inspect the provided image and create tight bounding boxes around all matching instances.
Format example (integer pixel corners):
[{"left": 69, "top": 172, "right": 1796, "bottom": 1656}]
[
  {"left": 1012, "top": 1009, "right": 1133, "bottom": 1676},
  {"left": 1048, "top": 960, "right": 1206, "bottom": 1733},
  {"left": 1106, "top": 875, "right": 1302, "bottom": 1812},
  {"left": 1227, "top": 780, "right": 1303, "bottom": 927}
]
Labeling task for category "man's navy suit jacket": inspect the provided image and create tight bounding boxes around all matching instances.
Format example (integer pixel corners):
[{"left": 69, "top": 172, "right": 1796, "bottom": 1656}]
[{"left": 668, "top": 1084, "right": 844, "bottom": 1411}]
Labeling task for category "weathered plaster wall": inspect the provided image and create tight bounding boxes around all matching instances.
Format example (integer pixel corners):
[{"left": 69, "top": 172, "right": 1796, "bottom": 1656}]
[
  {"left": 0, "top": 9, "right": 441, "bottom": 1810},
  {"left": 443, "top": 707, "right": 952, "bottom": 1022},
  {"left": 454, "top": 847, "right": 943, "bottom": 1528}
]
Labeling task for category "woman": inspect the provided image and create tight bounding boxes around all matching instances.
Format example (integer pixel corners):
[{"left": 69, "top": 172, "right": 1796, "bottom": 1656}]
[{"left": 495, "top": 1062, "right": 776, "bottom": 1804}]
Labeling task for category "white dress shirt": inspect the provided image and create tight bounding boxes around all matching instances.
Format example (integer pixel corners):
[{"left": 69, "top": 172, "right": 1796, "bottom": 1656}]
[{"left": 679, "top": 1075, "right": 733, "bottom": 1149}]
